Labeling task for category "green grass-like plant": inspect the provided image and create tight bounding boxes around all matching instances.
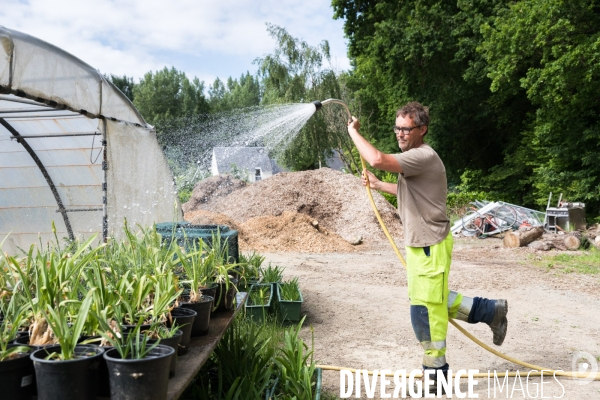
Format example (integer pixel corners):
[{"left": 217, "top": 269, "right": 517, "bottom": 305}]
[
  {"left": 96, "top": 315, "right": 160, "bottom": 360},
  {"left": 279, "top": 278, "right": 301, "bottom": 302},
  {"left": 275, "top": 316, "right": 317, "bottom": 399},
  {"left": 249, "top": 286, "right": 271, "bottom": 306},
  {"left": 43, "top": 290, "right": 96, "bottom": 360},
  {"left": 0, "top": 303, "right": 30, "bottom": 362},
  {"left": 261, "top": 263, "right": 285, "bottom": 283}
]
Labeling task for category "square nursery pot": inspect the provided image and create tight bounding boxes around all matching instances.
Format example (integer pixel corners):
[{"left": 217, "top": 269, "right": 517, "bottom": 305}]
[
  {"left": 245, "top": 284, "right": 273, "bottom": 323},
  {"left": 277, "top": 284, "right": 304, "bottom": 323}
]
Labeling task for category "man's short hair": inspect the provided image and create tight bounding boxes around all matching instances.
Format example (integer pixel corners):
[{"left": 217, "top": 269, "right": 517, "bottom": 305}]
[{"left": 396, "top": 102, "right": 430, "bottom": 127}]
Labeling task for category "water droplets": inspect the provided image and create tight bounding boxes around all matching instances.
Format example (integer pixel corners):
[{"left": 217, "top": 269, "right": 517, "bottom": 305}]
[{"left": 159, "top": 103, "right": 318, "bottom": 187}]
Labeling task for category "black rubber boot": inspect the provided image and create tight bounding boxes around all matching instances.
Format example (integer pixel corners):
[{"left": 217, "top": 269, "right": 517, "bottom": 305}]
[{"left": 488, "top": 299, "right": 508, "bottom": 346}]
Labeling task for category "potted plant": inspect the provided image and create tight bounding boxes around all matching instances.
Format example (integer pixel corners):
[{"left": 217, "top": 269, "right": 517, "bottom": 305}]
[
  {"left": 245, "top": 284, "right": 273, "bottom": 323},
  {"left": 99, "top": 320, "right": 174, "bottom": 400},
  {"left": 146, "top": 323, "right": 183, "bottom": 378},
  {"left": 237, "top": 251, "right": 265, "bottom": 291},
  {"left": 261, "top": 263, "right": 285, "bottom": 293},
  {"left": 0, "top": 305, "right": 35, "bottom": 400},
  {"left": 30, "top": 291, "right": 105, "bottom": 400},
  {"left": 207, "top": 232, "right": 240, "bottom": 312},
  {"left": 277, "top": 278, "right": 304, "bottom": 323},
  {"left": 167, "top": 307, "right": 196, "bottom": 355},
  {"left": 176, "top": 242, "right": 213, "bottom": 336},
  {"left": 7, "top": 236, "right": 101, "bottom": 349}
]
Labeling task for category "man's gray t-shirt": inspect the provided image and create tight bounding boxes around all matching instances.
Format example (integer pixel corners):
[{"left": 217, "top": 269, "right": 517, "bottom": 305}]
[{"left": 392, "top": 144, "right": 450, "bottom": 247}]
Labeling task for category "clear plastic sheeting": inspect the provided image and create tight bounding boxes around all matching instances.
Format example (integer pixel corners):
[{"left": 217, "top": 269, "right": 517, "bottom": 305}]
[
  {"left": 0, "top": 26, "right": 180, "bottom": 254},
  {"left": 0, "top": 26, "right": 145, "bottom": 125},
  {"left": 106, "top": 119, "right": 180, "bottom": 232}
]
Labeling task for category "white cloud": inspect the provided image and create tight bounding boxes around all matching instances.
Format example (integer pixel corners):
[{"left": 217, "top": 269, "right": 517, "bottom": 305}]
[{"left": 1, "top": 0, "right": 349, "bottom": 82}]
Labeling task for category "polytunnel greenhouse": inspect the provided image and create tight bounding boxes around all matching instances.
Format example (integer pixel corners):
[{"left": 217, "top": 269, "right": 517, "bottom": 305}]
[{"left": 0, "top": 26, "right": 181, "bottom": 254}]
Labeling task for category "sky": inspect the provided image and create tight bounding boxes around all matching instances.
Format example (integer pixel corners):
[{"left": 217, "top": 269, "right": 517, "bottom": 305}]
[{"left": 2, "top": 0, "right": 351, "bottom": 88}]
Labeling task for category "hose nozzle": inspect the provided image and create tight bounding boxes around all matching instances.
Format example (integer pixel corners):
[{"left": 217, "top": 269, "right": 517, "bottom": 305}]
[{"left": 312, "top": 99, "right": 351, "bottom": 122}]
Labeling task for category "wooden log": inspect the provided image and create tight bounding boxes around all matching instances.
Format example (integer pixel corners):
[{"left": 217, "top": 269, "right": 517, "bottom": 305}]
[
  {"left": 527, "top": 241, "right": 554, "bottom": 251},
  {"left": 503, "top": 226, "right": 544, "bottom": 248},
  {"left": 563, "top": 234, "right": 581, "bottom": 250}
]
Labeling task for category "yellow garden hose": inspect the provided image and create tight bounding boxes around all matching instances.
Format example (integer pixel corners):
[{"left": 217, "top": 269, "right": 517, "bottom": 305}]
[{"left": 312, "top": 100, "right": 598, "bottom": 381}]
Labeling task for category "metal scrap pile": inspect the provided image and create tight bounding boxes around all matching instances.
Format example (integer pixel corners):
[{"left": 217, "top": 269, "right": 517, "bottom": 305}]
[{"left": 451, "top": 200, "right": 546, "bottom": 238}]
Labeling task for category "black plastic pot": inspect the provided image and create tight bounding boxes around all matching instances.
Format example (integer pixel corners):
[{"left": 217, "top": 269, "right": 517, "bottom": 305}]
[
  {"left": 13, "top": 335, "right": 55, "bottom": 352},
  {"left": 31, "top": 344, "right": 104, "bottom": 400},
  {"left": 147, "top": 330, "right": 183, "bottom": 378},
  {"left": 180, "top": 296, "right": 213, "bottom": 336},
  {"left": 103, "top": 345, "right": 174, "bottom": 400},
  {"left": 213, "top": 278, "right": 238, "bottom": 312},
  {"left": 121, "top": 322, "right": 152, "bottom": 333},
  {"left": 168, "top": 307, "right": 197, "bottom": 355},
  {"left": 0, "top": 345, "right": 35, "bottom": 400},
  {"left": 200, "top": 282, "right": 218, "bottom": 304},
  {"left": 8, "top": 331, "right": 29, "bottom": 344},
  {"left": 97, "top": 345, "right": 113, "bottom": 398}
]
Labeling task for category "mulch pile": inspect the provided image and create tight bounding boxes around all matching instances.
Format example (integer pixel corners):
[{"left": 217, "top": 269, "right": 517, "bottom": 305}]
[{"left": 182, "top": 168, "right": 403, "bottom": 252}]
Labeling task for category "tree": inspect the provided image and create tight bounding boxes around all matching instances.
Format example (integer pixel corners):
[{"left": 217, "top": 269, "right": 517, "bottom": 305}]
[
  {"left": 332, "top": 0, "right": 528, "bottom": 184},
  {"left": 208, "top": 72, "right": 261, "bottom": 112},
  {"left": 133, "top": 67, "right": 209, "bottom": 124},
  {"left": 479, "top": 0, "right": 600, "bottom": 213},
  {"left": 107, "top": 74, "right": 136, "bottom": 102}
]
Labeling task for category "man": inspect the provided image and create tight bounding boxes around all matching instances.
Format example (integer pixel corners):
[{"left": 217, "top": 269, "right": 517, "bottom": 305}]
[{"left": 347, "top": 102, "right": 508, "bottom": 393}]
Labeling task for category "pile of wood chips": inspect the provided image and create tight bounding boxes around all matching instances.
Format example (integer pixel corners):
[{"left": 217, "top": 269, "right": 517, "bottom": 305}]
[{"left": 183, "top": 168, "right": 403, "bottom": 253}]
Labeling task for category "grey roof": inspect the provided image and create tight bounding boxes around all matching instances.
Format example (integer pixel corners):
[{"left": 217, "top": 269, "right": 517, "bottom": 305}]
[{"left": 213, "top": 147, "right": 273, "bottom": 174}]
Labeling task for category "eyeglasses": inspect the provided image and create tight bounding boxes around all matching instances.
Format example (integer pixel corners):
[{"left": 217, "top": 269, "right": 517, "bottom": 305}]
[{"left": 394, "top": 125, "right": 422, "bottom": 136}]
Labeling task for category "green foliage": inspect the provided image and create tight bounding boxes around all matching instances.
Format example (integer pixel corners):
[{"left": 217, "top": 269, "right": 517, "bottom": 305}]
[
  {"left": 279, "top": 278, "right": 301, "bottom": 302},
  {"left": 333, "top": 0, "right": 600, "bottom": 219},
  {"left": 209, "top": 73, "right": 261, "bottom": 112},
  {"left": 133, "top": 67, "right": 210, "bottom": 124},
  {"left": 97, "top": 317, "right": 161, "bottom": 360},
  {"left": 106, "top": 74, "right": 136, "bottom": 102},
  {"left": 0, "top": 303, "right": 30, "bottom": 361},
  {"left": 261, "top": 263, "right": 285, "bottom": 283},
  {"left": 479, "top": 0, "right": 600, "bottom": 214},
  {"left": 210, "top": 317, "right": 276, "bottom": 398},
  {"left": 377, "top": 171, "right": 398, "bottom": 208},
  {"left": 248, "top": 285, "right": 272, "bottom": 306},
  {"left": 44, "top": 290, "right": 96, "bottom": 360},
  {"left": 275, "top": 317, "right": 317, "bottom": 399}
]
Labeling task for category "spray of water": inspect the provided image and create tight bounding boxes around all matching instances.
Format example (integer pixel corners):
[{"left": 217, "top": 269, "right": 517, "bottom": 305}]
[{"left": 158, "top": 103, "right": 318, "bottom": 190}]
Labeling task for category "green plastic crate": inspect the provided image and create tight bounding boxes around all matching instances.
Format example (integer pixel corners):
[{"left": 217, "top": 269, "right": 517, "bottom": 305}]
[
  {"left": 245, "top": 284, "right": 273, "bottom": 322},
  {"left": 276, "top": 283, "right": 304, "bottom": 323}
]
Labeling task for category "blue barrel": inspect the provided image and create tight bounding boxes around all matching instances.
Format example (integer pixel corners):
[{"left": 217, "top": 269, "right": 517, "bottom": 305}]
[{"left": 155, "top": 222, "right": 239, "bottom": 263}]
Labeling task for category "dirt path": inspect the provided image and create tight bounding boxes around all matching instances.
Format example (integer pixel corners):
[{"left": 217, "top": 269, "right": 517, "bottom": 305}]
[{"left": 262, "top": 238, "right": 600, "bottom": 399}]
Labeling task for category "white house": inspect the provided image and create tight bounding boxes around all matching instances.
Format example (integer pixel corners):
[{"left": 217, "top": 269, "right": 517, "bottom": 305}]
[{"left": 211, "top": 147, "right": 283, "bottom": 182}]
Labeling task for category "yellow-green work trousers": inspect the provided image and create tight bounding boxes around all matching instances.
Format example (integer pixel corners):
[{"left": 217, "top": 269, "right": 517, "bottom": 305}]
[{"left": 406, "top": 233, "right": 465, "bottom": 369}]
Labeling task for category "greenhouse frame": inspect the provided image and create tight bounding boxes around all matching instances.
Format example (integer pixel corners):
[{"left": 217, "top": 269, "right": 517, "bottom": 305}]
[{"left": 0, "top": 26, "right": 181, "bottom": 254}]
